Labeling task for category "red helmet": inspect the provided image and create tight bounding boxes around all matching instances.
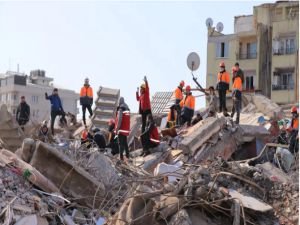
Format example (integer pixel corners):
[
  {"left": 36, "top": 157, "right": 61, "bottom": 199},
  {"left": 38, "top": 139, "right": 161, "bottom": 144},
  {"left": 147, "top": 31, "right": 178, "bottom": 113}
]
[
  {"left": 180, "top": 80, "right": 185, "bottom": 87},
  {"left": 186, "top": 85, "right": 191, "bottom": 91},
  {"left": 108, "top": 118, "right": 115, "bottom": 125},
  {"left": 291, "top": 106, "right": 298, "bottom": 113},
  {"left": 219, "top": 61, "right": 225, "bottom": 67}
]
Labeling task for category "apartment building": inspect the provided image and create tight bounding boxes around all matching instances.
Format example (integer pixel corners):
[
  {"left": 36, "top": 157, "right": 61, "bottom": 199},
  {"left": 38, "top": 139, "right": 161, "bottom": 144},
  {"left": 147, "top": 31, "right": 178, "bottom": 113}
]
[
  {"left": 206, "top": 1, "right": 299, "bottom": 105},
  {"left": 0, "top": 70, "right": 78, "bottom": 123}
]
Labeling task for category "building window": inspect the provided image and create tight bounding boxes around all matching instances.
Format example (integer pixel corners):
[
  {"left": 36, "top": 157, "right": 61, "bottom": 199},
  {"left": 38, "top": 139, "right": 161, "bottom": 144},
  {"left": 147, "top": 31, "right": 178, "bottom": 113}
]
[
  {"left": 273, "top": 37, "right": 296, "bottom": 55},
  {"left": 32, "top": 95, "right": 39, "bottom": 103},
  {"left": 13, "top": 94, "right": 17, "bottom": 101},
  {"left": 239, "top": 42, "right": 257, "bottom": 59},
  {"left": 272, "top": 72, "right": 294, "bottom": 90},
  {"left": 245, "top": 76, "right": 254, "bottom": 90},
  {"left": 216, "top": 42, "right": 229, "bottom": 58}
]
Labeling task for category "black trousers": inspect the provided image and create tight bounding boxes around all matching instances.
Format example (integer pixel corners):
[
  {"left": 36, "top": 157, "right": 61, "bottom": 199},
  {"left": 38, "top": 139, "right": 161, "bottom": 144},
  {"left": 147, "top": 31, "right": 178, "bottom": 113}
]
[
  {"left": 82, "top": 104, "right": 93, "bottom": 125},
  {"left": 118, "top": 134, "right": 129, "bottom": 160},
  {"left": 50, "top": 110, "right": 66, "bottom": 135},
  {"left": 18, "top": 119, "right": 28, "bottom": 131},
  {"left": 289, "top": 130, "right": 299, "bottom": 153},
  {"left": 231, "top": 91, "right": 242, "bottom": 124},
  {"left": 218, "top": 89, "right": 227, "bottom": 112},
  {"left": 181, "top": 115, "right": 192, "bottom": 126},
  {"left": 141, "top": 109, "right": 151, "bottom": 133},
  {"left": 141, "top": 130, "right": 158, "bottom": 153}
]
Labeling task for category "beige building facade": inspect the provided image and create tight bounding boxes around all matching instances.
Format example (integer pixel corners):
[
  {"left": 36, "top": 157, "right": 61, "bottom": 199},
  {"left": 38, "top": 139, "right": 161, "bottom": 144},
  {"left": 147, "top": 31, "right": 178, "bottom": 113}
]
[
  {"left": 0, "top": 70, "right": 78, "bottom": 123},
  {"left": 206, "top": 1, "right": 299, "bottom": 105}
]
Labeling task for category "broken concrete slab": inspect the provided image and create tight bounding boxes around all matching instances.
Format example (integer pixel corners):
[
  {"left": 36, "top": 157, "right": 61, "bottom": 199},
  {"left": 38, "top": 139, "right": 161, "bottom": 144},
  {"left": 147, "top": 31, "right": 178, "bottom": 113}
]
[
  {"left": 228, "top": 189, "right": 273, "bottom": 212},
  {"left": 30, "top": 141, "right": 106, "bottom": 208},
  {"left": 14, "top": 214, "right": 48, "bottom": 225},
  {"left": 179, "top": 117, "right": 226, "bottom": 155},
  {"left": 142, "top": 151, "right": 171, "bottom": 172},
  {"left": 239, "top": 124, "right": 270, "bottom": 142},
  {"left": 153, "top": 162, "right": 185, "bottom": 183}
]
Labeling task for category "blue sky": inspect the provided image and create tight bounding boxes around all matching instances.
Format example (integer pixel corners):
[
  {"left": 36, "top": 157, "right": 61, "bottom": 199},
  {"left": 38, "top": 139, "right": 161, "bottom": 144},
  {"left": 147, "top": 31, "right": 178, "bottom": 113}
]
[{"left": 0, "top": 0, "right": 272, "bottom": 111}]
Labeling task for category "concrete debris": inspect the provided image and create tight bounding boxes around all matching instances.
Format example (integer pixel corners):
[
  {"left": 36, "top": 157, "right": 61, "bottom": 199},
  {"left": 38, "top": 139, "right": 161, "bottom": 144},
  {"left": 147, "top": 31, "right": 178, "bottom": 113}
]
[{"left": 0, "top": 92, "right": 298, "bottom": 225}]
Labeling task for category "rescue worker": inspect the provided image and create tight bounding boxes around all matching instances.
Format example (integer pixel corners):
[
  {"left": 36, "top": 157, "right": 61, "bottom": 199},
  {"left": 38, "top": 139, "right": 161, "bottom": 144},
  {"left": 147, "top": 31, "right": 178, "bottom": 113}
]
[
  {"left": 136, "top": 76, "right": 151, "bottom": 134},
  {"left": 216, "top": 62, "right": 230, "bottom": 116},
  {"left": 287, "top": 106, "right": 299, "bottom": 153},
  {"left": 38, "top": 120, "right": 51, "bottom": 143},
  {"left": 45, "top": 88, "right": 67, "bottom": 135},
  {"left": 92, "top": 127, "right": 106, "bottom": 149},
  {"left": 235, "top": 62, "right": 244, "bottom": 85},
  {"left": 173, "top": 80, "right": 185, "bottom": 125},
  {"left": 207, "top": 86, "right": 218, "bottom": 117},
  {"left": 166, "top": 104, "right": 177, "bottom": 129},
  {"left": 115, "top": 97, "right": 130, "bottom": 161},
  {"left": 16, "top": 96, "right": 30, "bottom": 131},
  {"left": 180, "top": 85, "right": 195, "bottom": 126},
  {"left": 106, "top": 119, "right": 119, "bottom": 156},
  {"left": 81, "top": 126, "right": 93, "bottom": 148},
  {"left": 80, "top": 78, "right": 93, "bottom": 126},
  {"left": 231, "top": 66, "right": 243, "bottom": 124},
  {"left": 141, "top": 114, "right": 160, "bottom": 156}
]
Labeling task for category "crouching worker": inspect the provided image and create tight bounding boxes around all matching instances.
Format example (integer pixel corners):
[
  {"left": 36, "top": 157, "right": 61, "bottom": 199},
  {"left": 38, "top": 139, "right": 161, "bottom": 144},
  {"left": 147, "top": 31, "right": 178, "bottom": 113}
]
[
  {"left": 287, "top": 106, "right": 299, "bottom": 153},
  {"left": 106, "top": 119, "right": 119, "bottom": 156},
  {"left": 81, "top": 126, "right": 93, "bottom": 149},
  {"left": 115, "top": 97, "right": 130, "bottom": 161},
  {"left": 38, "top": 120, "right": 52, "bottom": 143},
  {"left": 141, "top": 114, "right": 160, "bottom": 156},
  {"left": 166, "top": 105, "right": 177, "bottom": 128},
  {"left": 180, "top": 85, "right": 195, "bottom": 126},
  {"left": 91, "top": 127, "right": 106, "bottom": 150}
]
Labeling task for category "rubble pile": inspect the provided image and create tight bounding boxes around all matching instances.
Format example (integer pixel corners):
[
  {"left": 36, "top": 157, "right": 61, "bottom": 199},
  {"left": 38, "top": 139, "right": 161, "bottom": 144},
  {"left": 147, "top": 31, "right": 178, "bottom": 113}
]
[{"left": 0, "top": 93, "right": 298, "bottom": 225}]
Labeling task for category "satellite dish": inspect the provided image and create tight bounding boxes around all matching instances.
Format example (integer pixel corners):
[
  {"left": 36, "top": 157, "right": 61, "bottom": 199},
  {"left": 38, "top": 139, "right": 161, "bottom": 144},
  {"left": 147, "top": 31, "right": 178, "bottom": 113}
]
[
  {"left": 216, "top": 22, "right": 224, "bottom": 33},
  {"left": 205, "top": 18, "right": 213, "bottom": 28},
  {"left": 187, "top": 52, "right": 200, "bottom": 71}
]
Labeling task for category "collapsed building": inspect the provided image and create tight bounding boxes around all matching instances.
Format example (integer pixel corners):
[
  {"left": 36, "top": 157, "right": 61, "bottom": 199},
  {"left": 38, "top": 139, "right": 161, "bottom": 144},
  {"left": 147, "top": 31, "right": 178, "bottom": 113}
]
[{"left": 0, "top": 86, "right": 298, "bottom": 225}]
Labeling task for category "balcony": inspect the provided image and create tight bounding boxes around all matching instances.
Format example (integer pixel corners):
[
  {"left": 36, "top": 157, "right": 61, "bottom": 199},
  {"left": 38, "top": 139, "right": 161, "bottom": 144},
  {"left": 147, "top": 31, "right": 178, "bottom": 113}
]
[
  {"left": 238, "top": 52, "right": 257, "bottom": 60},
  {"left": 272, "top": 84, "right": 294, "bottom": 90},
  {"left": 273, "top": 48, "right": 296, "bottom": 55}
]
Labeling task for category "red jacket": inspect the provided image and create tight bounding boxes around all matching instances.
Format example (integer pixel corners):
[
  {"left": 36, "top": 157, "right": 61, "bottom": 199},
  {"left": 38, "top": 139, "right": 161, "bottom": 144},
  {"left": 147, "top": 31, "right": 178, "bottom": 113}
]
[
  {"left": 150, "top": 126, "right": 160, "bottom": 145},
  {"left": 115, "top": 110, "right": 130, "bottom": 136},
  {"left": 136, "top": 81, "right": 151, "bottom": 113}
]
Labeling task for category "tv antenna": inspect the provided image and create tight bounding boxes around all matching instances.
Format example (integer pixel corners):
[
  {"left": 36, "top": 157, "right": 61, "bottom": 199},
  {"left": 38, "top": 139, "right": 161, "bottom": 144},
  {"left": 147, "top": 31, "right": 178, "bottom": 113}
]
[
  {"left": 186, "top": 52, "right": 205, "bottom": 92},
  {"left": 216, "top": 22, "right": 224, "bottom": 33}
]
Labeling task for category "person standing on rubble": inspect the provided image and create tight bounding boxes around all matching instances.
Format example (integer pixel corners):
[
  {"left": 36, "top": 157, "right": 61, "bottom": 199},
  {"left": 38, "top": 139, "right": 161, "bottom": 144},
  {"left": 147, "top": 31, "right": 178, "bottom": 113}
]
[
  {"left": 207, "top": 86, "right": 218, "bottom": 117},
  {"left": 45, "top": 88, "right": 67, "bottom": 135},
  {"left": 287, "top": 106, "right": 299, "bottom": 153},
  {"left": 180, "top": 85, "right": 195, "bottom": 126},
  {"left": 136, "top": 76, "right": 151, "bottom": 133},
  {"left": 16, "top": 96, "right": 30, "bottom": 131},
  {"left": 216, "top": 62, "right": 230, "bottom": 116},
  {"left": 231, "top": 66, "right": 243, "bottom": 124},
  {"left": 115, "top": 97, "right": 131, "bottom": 161},
  {"left": 173, "top": 80, "right": 185, "bottom": 125},
  {"left": 80, "top": 77, "right": 94, "bottom": 126},
  {"left": 235, "top": 62, "right": 244, "bottom": 86},
  {"left": 141, "top": 114, "right": 160, "bottom": 156}
]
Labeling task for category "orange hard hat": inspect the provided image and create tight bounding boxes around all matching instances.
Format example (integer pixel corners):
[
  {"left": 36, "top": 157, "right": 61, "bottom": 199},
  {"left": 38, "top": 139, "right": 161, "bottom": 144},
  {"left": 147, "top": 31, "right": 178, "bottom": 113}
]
[
  {"left": 232, "top": 66, "right": 237, "bottom": 72},
  {"left": 108, "top": 118, "right": 115, "bottom": 125},
  {"left": 291, "top": 106, "right": 298, "bottom": 113},
  {"left": 186, "top": 85, "right": 191, "bottom": 91},
  {"left": 219, "top": 61, "right": 225, "bottom": 67},
  {"left": 180, "top": 80, "right": 185, "bottom": 87}
]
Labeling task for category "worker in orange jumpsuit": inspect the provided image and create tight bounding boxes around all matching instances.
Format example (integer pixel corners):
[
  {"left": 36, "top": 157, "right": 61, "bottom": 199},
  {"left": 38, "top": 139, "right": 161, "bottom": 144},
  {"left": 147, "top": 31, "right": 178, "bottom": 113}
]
[
  {"left": 231, "top": 66, "right": 243, "bottom": 124},
  {"left": 80, "top": 78, "right": 93, "bottom": 126},
  {"left": 216, "top": 62, "right": 230, "bottom": 116},
  {"left": 173, "top": 81, "right": 185, "bottom": 125},
  {"left": 180, "top": 85, "right": 195, "bottom": 126},
  {"left": 287, "top": 106, "right": 299, "bottom": 153}
]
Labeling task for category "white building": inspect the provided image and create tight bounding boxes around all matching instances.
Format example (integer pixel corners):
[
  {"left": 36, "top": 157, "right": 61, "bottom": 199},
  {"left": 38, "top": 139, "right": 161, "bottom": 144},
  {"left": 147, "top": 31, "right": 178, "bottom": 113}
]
[{"left": 0, "top": 70, "right": 78, "bottom": 123}]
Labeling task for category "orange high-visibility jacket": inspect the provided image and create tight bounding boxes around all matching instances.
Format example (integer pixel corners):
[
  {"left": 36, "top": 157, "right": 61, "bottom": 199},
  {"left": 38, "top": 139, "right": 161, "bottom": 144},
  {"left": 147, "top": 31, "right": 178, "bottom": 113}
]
[
  {"left": 173, "top": 87, "right": 183, "bottom": 104},
  {"left": 291, "top": 117, "right": 299, "bottom": 130},
  {"left": 180, "top": 95, "right": 195, "bottom": 110},
  {"left": 232, "top": 76, "right": 243, "bottom": 91},
  {"left": 80, "top": 86, "right": 93, "bottom": 105},
  {"left": 217, "top": 71, "right": 230, "bottom": 84}
]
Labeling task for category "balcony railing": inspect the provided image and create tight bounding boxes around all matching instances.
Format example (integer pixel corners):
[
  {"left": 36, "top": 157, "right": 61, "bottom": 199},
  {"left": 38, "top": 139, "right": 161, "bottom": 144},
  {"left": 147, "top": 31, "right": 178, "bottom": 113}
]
[
  {"left": 273, "top": 48, "right": 296, "bottom": 55},
  {"left": 238, "top": 52, "right": 257, "bottom": 60},
  {"left": 272, "top": 84, "right": 294, "bottom": 90}
]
